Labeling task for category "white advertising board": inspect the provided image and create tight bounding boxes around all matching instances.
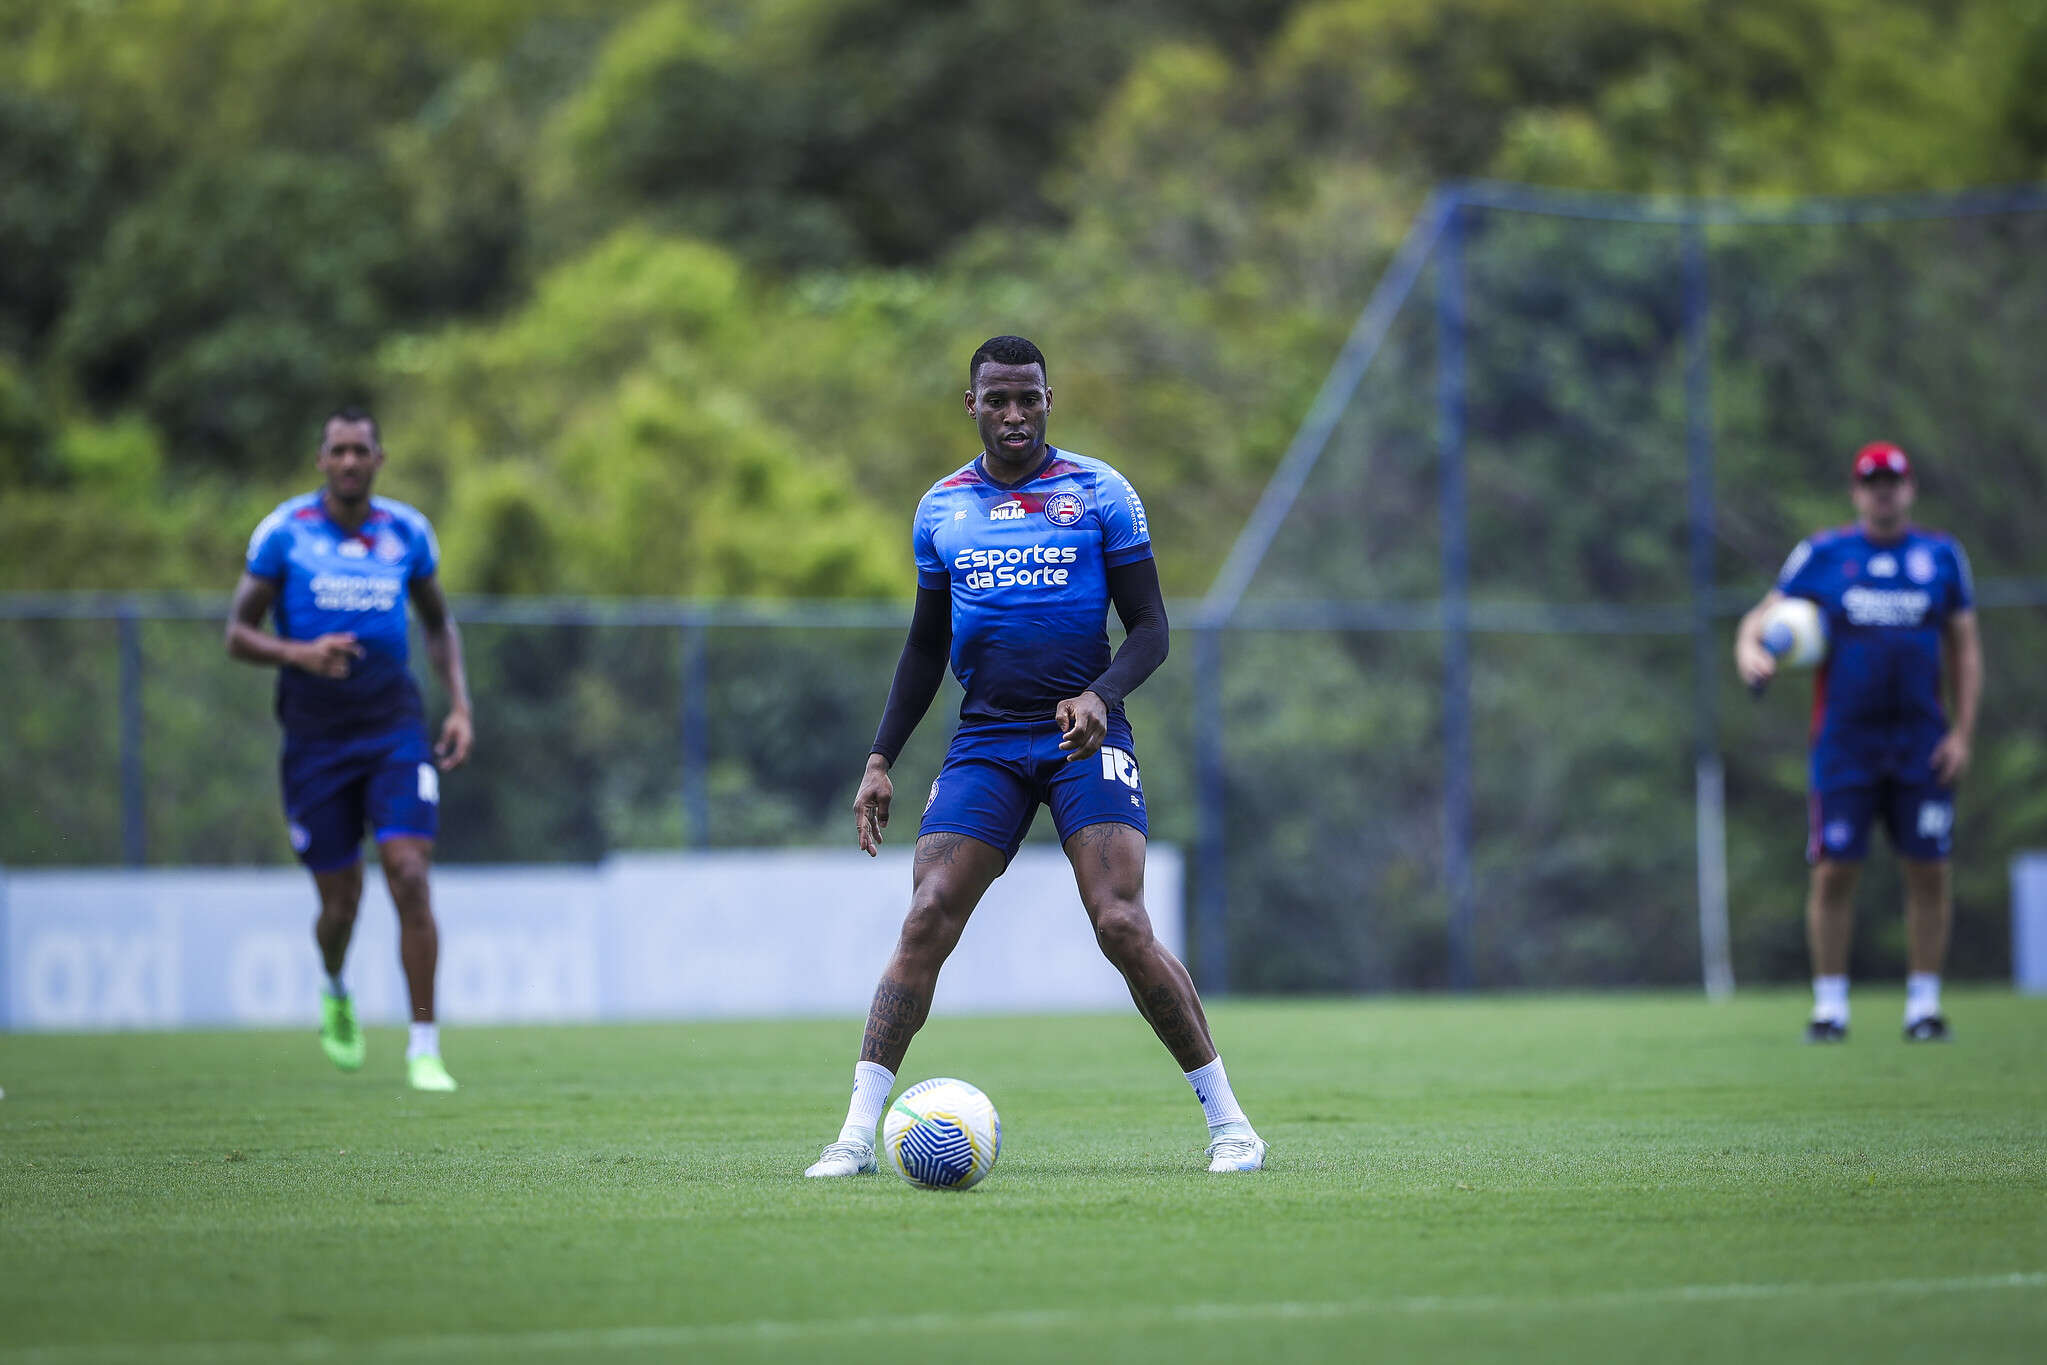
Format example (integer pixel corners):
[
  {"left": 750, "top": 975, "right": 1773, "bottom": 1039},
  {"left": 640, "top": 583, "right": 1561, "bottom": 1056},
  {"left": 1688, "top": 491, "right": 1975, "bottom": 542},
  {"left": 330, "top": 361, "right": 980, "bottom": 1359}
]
[{"left": 0, "top": 847, "right": 1182, "bottom": 1030}]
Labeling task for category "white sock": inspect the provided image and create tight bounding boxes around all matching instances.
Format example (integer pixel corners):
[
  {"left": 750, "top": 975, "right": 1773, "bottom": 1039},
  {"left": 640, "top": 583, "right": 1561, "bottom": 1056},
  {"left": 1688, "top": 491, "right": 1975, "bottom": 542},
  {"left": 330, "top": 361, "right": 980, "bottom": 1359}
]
[
  {"left": 1184, "top": 1056, "right": 1250, "bottom": 1135},
  {"left": 838, "top": 1061, "right": 894, "bottom": 1145},
  {"left": 407, "top": 1022, "right": 439, "bottom": 1061},
  {"left": 1813, "top": 975, "right": 1849, "bottom": 1025},
  {"left": 1906, "top": 972, "right": 1942, "bottom": 1023}
]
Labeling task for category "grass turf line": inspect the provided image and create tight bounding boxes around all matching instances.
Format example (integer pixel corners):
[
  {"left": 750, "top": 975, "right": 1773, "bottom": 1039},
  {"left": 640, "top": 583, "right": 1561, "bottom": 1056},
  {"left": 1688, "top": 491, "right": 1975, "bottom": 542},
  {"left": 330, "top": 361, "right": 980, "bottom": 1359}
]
[{"left": 2, "top": 991, "right": 2044, "bottom": 1364}]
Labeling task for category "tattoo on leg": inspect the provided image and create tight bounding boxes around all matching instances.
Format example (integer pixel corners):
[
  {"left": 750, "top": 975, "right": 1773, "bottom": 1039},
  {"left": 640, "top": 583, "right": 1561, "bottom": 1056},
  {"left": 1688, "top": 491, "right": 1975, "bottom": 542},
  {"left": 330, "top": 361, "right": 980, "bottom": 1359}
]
[
  {"left": 915, "top": 833, "right": 968, "bottom": 867},
  {"left": 1141, "top": 982, "right": 1201, "bottom": 1059},
  {"left": 861, "top": 977, "right": 927, "bottom": 1064},
  {"left": 1076, "top": 824, "right": 1116, "bottom": 873}
]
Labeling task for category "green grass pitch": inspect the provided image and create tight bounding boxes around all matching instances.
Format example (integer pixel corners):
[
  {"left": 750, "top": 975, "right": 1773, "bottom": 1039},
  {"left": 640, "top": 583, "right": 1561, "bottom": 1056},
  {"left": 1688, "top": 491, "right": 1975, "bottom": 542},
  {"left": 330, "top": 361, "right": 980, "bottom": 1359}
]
[{"left": 3, "top": 991, "right": 2045, "bottom": 1363}]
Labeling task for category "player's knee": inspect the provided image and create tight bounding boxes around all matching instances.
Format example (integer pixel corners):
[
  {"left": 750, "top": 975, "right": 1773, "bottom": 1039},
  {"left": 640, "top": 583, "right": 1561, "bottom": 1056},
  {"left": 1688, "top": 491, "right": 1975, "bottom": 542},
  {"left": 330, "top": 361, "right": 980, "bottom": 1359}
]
[
  {"left": 900, "top": 893, "right": 969, "bottom": 959},
  {"left": 318, "top": 895, "right": 360, "bottom": 927},
  {"left": 382, "top": 858, "right": 432, "bottom": 915},
  {"left": 1090, "top": 900, "right": 1154, "bottom": 964},
  {"left": 1812, "top": 859, "right": 1858, "bottom": 898}
]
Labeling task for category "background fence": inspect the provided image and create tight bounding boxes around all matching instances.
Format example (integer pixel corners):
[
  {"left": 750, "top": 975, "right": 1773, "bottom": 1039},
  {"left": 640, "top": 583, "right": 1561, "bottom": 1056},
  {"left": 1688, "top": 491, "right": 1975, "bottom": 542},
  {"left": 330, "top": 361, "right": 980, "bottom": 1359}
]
[{"left": 6, "top": 184, "right": 2047, "bottom": 996}]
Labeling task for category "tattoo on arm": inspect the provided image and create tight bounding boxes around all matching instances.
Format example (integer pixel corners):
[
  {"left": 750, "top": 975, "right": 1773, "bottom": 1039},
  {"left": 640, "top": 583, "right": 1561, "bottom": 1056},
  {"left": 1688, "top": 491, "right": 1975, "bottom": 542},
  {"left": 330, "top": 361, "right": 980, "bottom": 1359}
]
[
  {"left": 861, "top": 978, "right": 927, "bottom": 1065},
  {"left": 914, "top": 832, "right": 969, "bottom": 867},
  {"left": 1141, "top": 983, "right": 1201, "bottom": 1059}
]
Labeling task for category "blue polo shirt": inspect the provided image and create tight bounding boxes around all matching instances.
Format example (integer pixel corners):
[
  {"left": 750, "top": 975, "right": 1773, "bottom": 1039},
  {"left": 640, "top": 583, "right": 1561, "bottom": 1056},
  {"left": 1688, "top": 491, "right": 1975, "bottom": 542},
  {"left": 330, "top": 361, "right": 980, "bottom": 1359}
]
[
  {"left": 245, "top": 492, "right": 439, "bottom": 741},
  {"left": 1776, "top": 524, "right": 1974, "bottom": 788},
  {"left": 912, "top": 446, "right": 1152, "bottom": 726}
]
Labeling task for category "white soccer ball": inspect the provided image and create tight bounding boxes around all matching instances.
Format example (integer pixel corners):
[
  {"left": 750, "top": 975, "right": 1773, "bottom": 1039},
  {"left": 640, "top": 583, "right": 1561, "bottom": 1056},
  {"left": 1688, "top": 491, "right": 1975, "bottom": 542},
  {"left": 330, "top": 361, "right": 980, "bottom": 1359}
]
[
  {"left": 1760, "top": 595, "right": 1827, "bottom": 668},
  {"left": 882, "top": 1077, "right": 1002, "bottom": 1191}
]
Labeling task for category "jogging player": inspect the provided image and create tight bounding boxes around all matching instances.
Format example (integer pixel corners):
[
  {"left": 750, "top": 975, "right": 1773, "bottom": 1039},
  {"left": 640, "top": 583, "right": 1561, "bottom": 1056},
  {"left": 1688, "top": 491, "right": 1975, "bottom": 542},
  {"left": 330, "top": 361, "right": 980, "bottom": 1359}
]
[
  {"left": 227, "top": 407, "right": 472, "bottom": 1090},
  {"left": 805, "top": 335, "right": 1265, "bottom": 1177},
  {"left": 1735, "top": 442, "right": 1981, "bottom": 1043}
]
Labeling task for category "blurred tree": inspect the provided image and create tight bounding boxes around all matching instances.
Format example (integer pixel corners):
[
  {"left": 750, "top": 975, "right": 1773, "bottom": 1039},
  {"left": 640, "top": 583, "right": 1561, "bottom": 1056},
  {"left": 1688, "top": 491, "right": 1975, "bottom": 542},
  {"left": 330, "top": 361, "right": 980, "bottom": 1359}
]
[{"left": 53, "top": 154, "right": 406, "bottom": 472}]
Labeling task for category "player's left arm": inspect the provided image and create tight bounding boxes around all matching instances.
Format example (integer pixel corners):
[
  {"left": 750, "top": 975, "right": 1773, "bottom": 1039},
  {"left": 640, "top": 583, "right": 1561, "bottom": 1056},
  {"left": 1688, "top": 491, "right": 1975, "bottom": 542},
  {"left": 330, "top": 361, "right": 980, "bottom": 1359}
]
[
  {"left": 1932, "top": 608, "right": 1981, "bottom": 785},
  {"left": 1058, "top": 555, "right": 1169, "bottom": 762},
  {"left": 409, "top": 574, "right": 474, "bottom": 770}
]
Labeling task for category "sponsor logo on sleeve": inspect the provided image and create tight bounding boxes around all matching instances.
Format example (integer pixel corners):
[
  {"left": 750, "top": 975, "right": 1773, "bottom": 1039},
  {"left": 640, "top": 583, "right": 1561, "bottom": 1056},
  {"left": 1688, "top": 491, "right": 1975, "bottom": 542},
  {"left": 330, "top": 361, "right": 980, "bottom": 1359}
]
[{"left": 1120, "top": 479, "right": 1149, "bottom": 538}]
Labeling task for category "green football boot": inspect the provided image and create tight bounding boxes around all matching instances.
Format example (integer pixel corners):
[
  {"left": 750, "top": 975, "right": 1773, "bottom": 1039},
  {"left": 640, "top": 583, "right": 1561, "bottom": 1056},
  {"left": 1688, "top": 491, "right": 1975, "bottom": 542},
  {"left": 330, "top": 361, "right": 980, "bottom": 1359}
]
[
  {"left": 407, "top": 1055, "right": 458, "bottom": 1092},
  {"left": 319, "top": 991, "right": 365, "bottom": 1072}
]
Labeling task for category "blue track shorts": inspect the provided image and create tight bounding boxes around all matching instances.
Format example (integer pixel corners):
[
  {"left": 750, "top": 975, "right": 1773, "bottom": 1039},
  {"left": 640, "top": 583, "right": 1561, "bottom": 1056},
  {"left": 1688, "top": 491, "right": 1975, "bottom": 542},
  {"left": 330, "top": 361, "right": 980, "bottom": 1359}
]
[
  {"left": 1808, "top": 778, "right": 1954, "bottom": 863},
  {"left": 280, "top": 722, "right": 440, "bottom": 872},
  {"left": 918, "top": 717, "right": 1148, "bottom": 865}
]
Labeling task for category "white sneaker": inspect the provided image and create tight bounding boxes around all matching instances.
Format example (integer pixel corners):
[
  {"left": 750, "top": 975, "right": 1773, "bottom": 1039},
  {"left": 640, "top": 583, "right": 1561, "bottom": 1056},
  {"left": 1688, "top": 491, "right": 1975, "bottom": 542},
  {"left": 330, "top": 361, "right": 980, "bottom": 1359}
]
[
  {"left": 804, "top": 1138, "right": 876, "bottom": 1178},
  {"left": 1205, "top": 1132, "right": 1267, "bottom": 1173}
]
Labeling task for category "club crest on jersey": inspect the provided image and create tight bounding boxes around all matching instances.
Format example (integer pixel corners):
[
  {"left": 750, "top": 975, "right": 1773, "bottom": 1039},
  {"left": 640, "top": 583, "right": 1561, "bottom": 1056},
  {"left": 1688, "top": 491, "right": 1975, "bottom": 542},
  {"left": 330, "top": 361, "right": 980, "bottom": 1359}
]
[
  {"left": 1906, "top": 547, "right": 1936, "bottom": 584},
  {"left": 990, "top": 499, "right": 1027, "bottom": 521},
  {"left": 374, "top": 531, "right": 406, "bottom": 564},
  {"left": 1044, "top": 491, "right": 1084, "bottom": 526}
]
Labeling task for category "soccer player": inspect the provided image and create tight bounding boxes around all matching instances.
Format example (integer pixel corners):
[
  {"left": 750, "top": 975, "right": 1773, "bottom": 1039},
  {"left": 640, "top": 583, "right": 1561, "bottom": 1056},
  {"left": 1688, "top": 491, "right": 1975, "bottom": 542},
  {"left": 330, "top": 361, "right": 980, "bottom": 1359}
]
[
  {"left": 804, "top": 335, "right": 1265, "bottom": 1177},
  {"left": 1735, "top": 442, "right": 1981, "bottom": 1043},
  {"left": 226, "top": 407, "right": 472, "bottom": 1090}
]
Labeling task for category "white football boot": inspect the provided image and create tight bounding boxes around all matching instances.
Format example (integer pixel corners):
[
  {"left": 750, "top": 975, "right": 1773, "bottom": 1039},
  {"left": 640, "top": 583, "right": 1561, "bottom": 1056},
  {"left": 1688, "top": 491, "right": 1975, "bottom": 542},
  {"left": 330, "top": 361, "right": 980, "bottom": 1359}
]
[
  {"left": 804, "top": 1138, "right": 876, "bottom": 1178},
  {"left": 1205, "top": 1128, "right": 1268, "bottom": 1173}
]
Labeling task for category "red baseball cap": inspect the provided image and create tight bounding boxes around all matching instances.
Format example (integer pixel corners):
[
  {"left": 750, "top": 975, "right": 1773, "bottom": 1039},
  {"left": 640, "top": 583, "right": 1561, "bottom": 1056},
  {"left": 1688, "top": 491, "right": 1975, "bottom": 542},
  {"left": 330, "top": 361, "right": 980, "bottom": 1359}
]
[{"left": 1852, "top": 442, "right": 1912, "bottom": 480}]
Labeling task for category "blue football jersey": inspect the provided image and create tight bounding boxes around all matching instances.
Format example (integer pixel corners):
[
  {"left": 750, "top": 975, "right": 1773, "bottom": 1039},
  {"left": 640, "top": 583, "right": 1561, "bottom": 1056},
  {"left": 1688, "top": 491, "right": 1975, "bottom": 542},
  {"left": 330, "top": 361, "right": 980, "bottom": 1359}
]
[
  {"left": 1776, "top": 524, "right": 1973, "bottom": 786},
  {"left": 913, "top": 447, "right": 1153, "bottom": 725},
  {"left": 246, "top": 492, "right": 440, "bottom": 739}
]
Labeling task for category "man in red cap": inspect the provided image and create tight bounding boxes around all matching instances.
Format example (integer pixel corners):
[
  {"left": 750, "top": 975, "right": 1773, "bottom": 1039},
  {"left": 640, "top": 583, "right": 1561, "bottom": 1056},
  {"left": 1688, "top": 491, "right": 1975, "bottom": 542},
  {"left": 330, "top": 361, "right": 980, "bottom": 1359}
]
[{"left": 1735, "top": 443, "right": 1981, "bottom": 1042}]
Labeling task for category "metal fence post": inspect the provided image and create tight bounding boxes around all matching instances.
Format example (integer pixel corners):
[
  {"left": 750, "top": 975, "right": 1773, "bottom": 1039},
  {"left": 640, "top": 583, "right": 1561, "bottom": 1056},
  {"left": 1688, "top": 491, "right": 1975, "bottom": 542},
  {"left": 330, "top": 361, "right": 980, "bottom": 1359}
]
[
  {"left": 117, "top": 607, "right": 146, "bottom": 866},
  {"left": 1438, "top": 198, "right": 1475, "bottom": 992},
  {"left": 1192, "top": 619, "right": 1228, "bottom": 994},
  {"left": 1683, "top": 219, "right": 1735, "bottom": 999},
  {"left": 679, "top": 623, "right": 711, "bottom": 848}
]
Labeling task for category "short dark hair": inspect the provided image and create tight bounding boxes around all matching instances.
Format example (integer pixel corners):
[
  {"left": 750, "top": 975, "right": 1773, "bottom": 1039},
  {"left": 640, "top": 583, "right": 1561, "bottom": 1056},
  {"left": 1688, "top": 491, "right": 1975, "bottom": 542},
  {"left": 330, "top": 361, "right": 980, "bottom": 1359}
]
[
  {"left": 969, "top": 335, "right": 1047, "bottom": 387},
  {"left": 322, "top": 405, "right": 380, "bottom": 448}
]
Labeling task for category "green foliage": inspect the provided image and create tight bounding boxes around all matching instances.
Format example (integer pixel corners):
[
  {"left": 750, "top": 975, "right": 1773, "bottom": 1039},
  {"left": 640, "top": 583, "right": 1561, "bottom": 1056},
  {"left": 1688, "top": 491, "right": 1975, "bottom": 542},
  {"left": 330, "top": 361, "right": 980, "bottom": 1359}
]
[{"left": 4, "top": 0, "right": 2047, "bottom": 990}]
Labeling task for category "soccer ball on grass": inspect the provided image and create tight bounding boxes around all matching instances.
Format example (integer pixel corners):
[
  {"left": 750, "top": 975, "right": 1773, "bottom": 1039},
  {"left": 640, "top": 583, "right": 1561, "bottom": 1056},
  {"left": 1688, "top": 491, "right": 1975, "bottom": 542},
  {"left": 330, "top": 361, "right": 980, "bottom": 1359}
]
[{"left": 882, "top": 1078, "right": 1001, "bottom": 1191}]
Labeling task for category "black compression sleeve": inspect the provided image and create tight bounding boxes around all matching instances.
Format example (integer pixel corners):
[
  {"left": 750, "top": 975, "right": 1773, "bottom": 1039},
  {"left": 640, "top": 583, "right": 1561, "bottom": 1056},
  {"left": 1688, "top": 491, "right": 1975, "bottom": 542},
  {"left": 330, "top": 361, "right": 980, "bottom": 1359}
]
[
  {"left": 1086, "top": 555, "right": 1169, "bottom": 711},
  {"left": 869, "top": 583, "right": 953, "bottom": 765}
]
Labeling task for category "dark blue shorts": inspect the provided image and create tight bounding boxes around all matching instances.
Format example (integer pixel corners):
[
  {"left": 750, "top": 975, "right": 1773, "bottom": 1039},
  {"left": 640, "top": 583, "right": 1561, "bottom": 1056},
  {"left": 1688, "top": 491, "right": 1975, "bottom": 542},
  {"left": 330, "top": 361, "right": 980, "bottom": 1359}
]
[
  {"left": 1808, "top": 778, "right": 1954, "bottom": 863},
  {"left": 919, "top": 717, "right": 1148, "bottom": 865},
  {"left": 280, "top": 723, "right": 440, "bottom": 872}
]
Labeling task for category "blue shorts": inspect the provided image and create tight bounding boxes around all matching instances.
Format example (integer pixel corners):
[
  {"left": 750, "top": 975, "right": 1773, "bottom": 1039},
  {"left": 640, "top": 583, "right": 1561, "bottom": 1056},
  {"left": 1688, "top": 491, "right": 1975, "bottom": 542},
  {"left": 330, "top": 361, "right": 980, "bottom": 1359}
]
[
  {"left": 280, "top": 723, "right": 440, "bottom": 872},
  {"left": 919, "top": 717, "right": 1148, "bottom": 865},
  {"left": 1808, "top": 778, "right": 1954, "bottom": 863}
]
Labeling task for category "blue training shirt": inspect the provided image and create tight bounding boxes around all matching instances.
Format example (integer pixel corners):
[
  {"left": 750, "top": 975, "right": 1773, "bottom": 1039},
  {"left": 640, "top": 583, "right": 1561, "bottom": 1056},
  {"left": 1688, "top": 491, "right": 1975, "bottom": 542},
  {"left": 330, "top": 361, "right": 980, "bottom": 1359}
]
[
  {"left": 246, "top": 492, "right": 440, "bottom": 740},
  {"left": 1776, "top": 524, "right": 1973, "bottom": 788},
  {"left": 913, "top": 446, "right": 1153, "bottom": 726}
]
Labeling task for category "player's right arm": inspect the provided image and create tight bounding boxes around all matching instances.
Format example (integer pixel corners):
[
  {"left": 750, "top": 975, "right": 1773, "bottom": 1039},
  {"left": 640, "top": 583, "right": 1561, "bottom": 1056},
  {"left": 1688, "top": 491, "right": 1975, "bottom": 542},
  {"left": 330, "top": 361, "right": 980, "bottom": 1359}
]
[
  {"left": 224, "top": 573, "right": 362, "bottom": 677},
  {"left": 1733, "top": 588, "right": 1786, "bottom": 689},
  {"left": 1736, "top": 536, "right": 1822, "bottom": 689},
  {"left": 855, "top": 581, "right": 952, "bottom": 855}
]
